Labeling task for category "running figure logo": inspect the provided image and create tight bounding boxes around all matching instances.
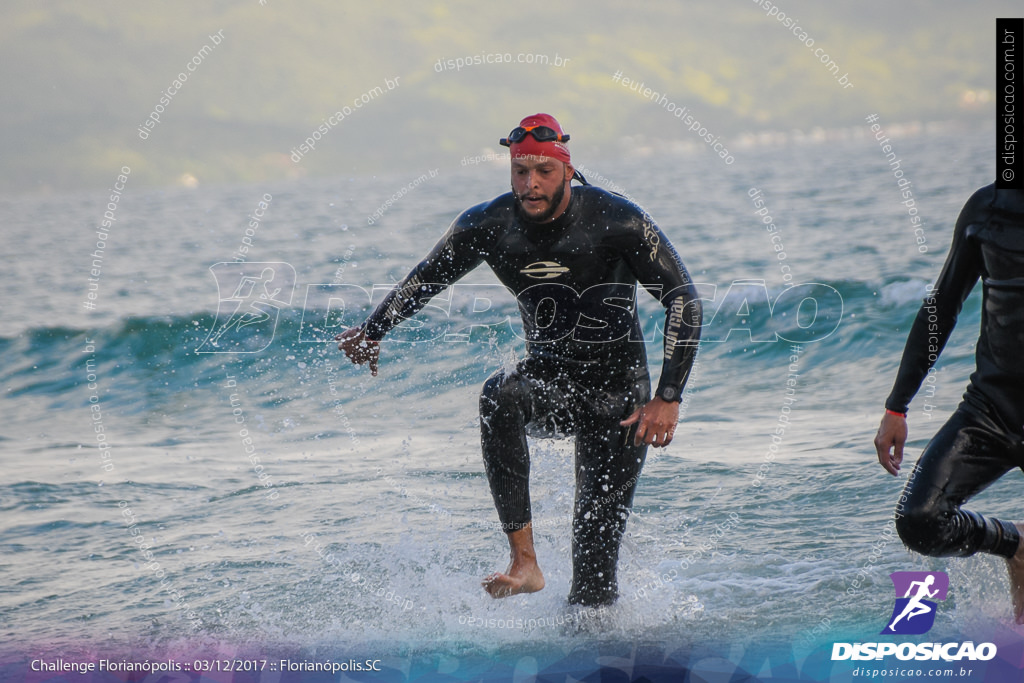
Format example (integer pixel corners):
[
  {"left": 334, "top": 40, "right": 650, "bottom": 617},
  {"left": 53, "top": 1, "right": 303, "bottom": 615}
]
[
  {"left": 196, "top": 262, "right": 296, "bottom": 353},
  {"left": 881, "top": 571, "right": 949, "bottom": 635}
]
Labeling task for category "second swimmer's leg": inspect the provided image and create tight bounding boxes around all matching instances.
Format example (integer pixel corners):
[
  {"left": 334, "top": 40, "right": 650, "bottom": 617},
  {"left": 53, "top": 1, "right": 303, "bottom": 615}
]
[
  {"left": 895, "top": 406, "right": 1019, "bottom": 558},
  {"left": 479, "top": 368, "right": 544, "bottom": 598},
  {"left": 895, "top": 404, "right": 1023, "bottom": 619},
  {"left": 1006, "top": 524, "right": 1024, "bottom": 623}
]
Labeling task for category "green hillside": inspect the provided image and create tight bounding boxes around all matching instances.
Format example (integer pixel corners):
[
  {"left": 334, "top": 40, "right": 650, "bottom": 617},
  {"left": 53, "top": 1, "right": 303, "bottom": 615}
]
[{"left": 0, "top": 0, "right": 1011, "bottom": 192}]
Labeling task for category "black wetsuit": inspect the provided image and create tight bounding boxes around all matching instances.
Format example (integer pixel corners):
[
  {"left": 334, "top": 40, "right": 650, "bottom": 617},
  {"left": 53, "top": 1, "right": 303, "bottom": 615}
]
[
  {"left": 886, "top": 185, "right": 1024, "bottom": 559},
  {"left": 362, "top": 185, "right": 702, "bottom": 605}
]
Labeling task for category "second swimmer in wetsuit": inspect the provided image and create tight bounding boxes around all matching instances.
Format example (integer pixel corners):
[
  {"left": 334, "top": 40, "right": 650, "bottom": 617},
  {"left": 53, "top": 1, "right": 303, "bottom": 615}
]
[
  {"left": 338, "top": 113, "right": 702, "bottom": 606},
  {"left": 874, "top": 184, "right": 1024, "bottom": 622}
]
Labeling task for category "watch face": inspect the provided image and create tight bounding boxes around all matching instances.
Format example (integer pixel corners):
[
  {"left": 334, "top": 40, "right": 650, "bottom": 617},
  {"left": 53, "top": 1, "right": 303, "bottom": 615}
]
[{"left": 660, "top": 387, "right": 677, "bottom": 401}]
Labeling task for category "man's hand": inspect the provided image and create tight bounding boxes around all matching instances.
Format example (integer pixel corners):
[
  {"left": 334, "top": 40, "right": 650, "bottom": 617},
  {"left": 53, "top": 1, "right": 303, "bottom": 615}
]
[
  {"left": 874, "top": 411, "right": 908, "bottom": 476},
  {"left": 335, "top": 326, "right": 380, "bottom": 376},
  {"left": 621, "top": 397, "right": 680, "bottom": 447}
]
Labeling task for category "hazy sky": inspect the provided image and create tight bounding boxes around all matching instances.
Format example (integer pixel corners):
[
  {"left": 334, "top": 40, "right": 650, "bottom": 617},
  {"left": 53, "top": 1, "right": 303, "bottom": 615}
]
[{"left": 2, "top": 1, "right": 1018, "bottom": 192}]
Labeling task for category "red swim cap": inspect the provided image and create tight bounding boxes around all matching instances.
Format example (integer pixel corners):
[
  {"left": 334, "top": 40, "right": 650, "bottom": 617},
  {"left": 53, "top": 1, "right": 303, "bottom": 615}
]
[{"left": 507, "top": 113, "right": 571, "bottom": 165}]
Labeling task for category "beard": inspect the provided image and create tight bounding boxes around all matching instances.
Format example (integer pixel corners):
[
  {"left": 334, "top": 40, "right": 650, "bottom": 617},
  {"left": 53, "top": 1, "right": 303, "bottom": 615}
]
[{"left": 513, "top": 180, "right": 567, "bottom": 224}]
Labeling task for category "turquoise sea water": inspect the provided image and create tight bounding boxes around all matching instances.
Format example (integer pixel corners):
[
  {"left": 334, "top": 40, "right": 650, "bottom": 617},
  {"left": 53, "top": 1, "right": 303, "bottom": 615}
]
[{"left": 3, "top": 124, "right": 1024, "bottom": 681}]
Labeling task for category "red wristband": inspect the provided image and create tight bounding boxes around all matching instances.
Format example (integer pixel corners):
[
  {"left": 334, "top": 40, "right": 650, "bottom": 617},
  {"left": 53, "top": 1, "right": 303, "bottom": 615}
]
[{"left": 885, "top": 409, "right": 907, "bottom": 418}]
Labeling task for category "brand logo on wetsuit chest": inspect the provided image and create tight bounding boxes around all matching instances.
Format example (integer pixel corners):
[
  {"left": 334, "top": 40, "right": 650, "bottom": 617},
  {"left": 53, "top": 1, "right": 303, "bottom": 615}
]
[{"left": 520, "top": 261, "right": 570, "bottom": 279}]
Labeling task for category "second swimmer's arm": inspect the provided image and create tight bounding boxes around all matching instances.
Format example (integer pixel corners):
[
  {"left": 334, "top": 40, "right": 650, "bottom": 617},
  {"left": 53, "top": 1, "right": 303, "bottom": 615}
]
[{"left": 874, "top": 190, "right": 984, "bottom": 475}]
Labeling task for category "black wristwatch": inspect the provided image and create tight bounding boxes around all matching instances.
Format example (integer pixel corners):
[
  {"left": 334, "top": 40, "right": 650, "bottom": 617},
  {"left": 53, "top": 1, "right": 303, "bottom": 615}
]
[{"left": 656, "top": 385, "right": 681, "bottom": 402}]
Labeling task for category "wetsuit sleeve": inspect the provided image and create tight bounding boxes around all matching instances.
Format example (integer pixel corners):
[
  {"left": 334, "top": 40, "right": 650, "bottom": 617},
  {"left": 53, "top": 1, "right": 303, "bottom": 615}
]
[
  {"left": 361, "top": 214, "right": 486, "bottom": 341},
  {"left": 884, "top": 195, "right": 984, "bottom": 414},
  {"left": 622, "top": 216, "right": 703, "bottom": 400}
]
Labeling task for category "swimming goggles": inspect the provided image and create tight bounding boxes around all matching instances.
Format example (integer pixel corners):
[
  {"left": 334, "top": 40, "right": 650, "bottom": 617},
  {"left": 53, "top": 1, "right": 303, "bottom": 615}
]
[{"left": 500, "top": 125, "right": 570, "bottom": 147}]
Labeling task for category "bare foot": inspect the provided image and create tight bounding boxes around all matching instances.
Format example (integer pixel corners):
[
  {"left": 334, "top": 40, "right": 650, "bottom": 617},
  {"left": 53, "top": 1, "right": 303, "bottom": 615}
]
[
  {"left": 482, "top": 523, "right": 545, "bottom": 598},
  {"left": 1006, "top": 523, "right": 1024, "bottom": 624},
  {"left": 482, "top": 558, "right": 545, "bottom": 598}
]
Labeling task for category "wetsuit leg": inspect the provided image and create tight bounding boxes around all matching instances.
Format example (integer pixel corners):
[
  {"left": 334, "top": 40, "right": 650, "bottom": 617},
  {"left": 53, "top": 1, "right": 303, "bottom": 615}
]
[
  {"left": 895, "top": 402, "right": 1022, "bottom": 559},
  {"left": 481, "top": 359, "right": 652, "bottom": 605},
  {"left": 479, "top": 360, "right": 575, "bottom": 530},
  {"left": 479, "top": 367, "right": 536, "bottom": 532},
  {"left": 568, "top": 377, "right": 650, "bottom": 606}
]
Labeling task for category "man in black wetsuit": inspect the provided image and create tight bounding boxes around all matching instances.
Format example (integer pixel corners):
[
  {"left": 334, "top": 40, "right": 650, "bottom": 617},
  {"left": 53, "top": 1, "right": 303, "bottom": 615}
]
[
  {"left": 337, "top": 113, "right": 701, "bottom": 607},
  {"left": 874, "top": 184, "right": 1024, "bottom": 622}
]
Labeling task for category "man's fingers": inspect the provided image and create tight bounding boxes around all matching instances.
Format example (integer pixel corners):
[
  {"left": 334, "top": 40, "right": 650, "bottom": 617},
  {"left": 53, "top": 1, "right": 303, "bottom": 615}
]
[
  {"left": 625, "top": 408, "right": 679, "bottom": 447},
  {"left": 877, "top": 448, "right": 894, "bottom": 474},
  {"left": 873, "top": 435, "right": 887, "bottom": 461},
  {"left": 632, "top": 420, "right": 647, "bottom": 446},
  {"left": 334, "top": 327, "right": 380, "bottom": 377},
  {"left": 634, "top": 423, "right": 673, "bottom": 447},
  {"left": 625, "top": 399, "right": 680, "bottom": 447},
  {"left": 874, "top": 414, "right": 908, "bottom": 477},
  {"left": 887, "top": 445, "right": 903, "bottom": 475},
  {"left": 874, "top": 436, "right": 896, "bottom": 475},
  {"left": 335, "top": 327, "right": 359, "bottom": 342},
  {"left": 620, "top": 408, "right": 642, "bottom": 427},
  {"left": 336, "top": 327, "right": 361, "bottom": 351},
  {"left": 651, "top": 428, "right": 674, "bottom": 448}
]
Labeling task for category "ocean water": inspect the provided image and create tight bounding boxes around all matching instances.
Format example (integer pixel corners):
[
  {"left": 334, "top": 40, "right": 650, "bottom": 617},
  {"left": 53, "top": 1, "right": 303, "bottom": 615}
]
[{"left": 3, "top": 124, "right": 1024, "bottom": 681}]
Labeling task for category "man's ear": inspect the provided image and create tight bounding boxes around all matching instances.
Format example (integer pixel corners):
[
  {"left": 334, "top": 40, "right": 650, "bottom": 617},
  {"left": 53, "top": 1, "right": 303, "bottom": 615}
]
[{"left": 564, "top": 163, "right": 575, "bottom": 182}]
